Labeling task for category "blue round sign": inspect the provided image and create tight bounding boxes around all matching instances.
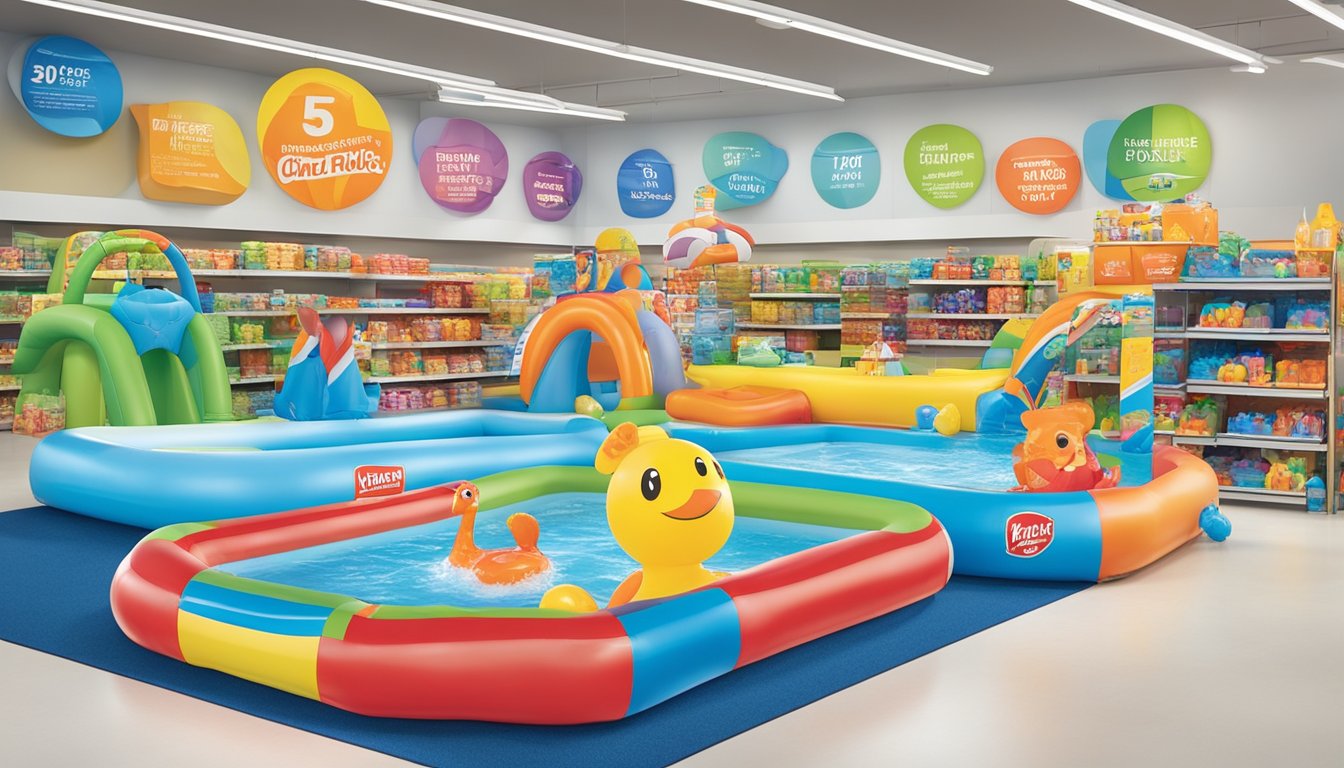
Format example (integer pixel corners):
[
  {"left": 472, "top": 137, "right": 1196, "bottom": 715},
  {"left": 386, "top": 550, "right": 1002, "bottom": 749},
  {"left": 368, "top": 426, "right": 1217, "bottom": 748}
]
[
  {"left": 616, "top": 148, "right": 675, "bottom": 218},
  {"left": 702, "top": 131, "right": 788, "bottom": 210},
  {"left": 13, "top": 36, "right": 123, "bottom": 137},
  {"left": 811, "top": 132, "right": 880, "bottom": 209}
]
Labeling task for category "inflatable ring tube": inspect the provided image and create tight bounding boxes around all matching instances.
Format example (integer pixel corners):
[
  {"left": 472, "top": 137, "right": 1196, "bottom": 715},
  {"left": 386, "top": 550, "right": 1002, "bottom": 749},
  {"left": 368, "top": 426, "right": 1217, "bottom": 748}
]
[
  {"left": 665, "top": 423, "right": 1213, "bottom": 582},
  {"left": 110, "top": 465, "right": 950, "bottom": 723},
  {"left": 686, "top": 365, "right": 1007, "bottom": 430},
  {"left": 666, "top": 386, "right": 811, "bottom": 427},
  {"left": 520, "top": 293, "right": 653, "bottom": 407},
  {"left": 28, "top": 411, "right": 608, "bottom": 527}
]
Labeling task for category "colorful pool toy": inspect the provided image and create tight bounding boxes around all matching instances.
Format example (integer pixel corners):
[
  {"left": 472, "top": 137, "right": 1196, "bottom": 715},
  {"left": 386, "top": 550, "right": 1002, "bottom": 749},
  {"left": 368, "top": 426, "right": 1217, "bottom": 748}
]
[
  {"left": 665, "top": 385, "right": 811, "bottom": 427},
  {"left": 111, "top": 465, "right": 951, "bottom": 723}
]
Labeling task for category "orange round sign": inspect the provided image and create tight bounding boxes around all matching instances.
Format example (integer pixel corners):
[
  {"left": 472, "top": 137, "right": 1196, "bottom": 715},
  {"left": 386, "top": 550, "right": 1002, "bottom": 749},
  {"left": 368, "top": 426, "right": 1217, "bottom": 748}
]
[
  {"left": 257, "top": 68, "right": 392, "bottom": 210},
  {"left": 995, "top": 137, "right": 1080, "bottom": 215}
]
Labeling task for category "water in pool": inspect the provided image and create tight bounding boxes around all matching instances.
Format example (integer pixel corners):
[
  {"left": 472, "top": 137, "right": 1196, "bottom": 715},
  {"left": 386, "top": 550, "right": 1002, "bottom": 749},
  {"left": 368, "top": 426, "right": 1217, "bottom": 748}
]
[
  {"left": 715, "top": 433, "right": 1149, "bottom": 491},
  {"left": 222, "top": 492, "right": 856, "bottom": 608}
]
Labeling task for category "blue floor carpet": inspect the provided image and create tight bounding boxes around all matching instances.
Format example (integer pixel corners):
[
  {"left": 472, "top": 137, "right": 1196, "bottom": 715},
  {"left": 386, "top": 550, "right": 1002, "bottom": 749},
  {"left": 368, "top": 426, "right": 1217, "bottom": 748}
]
[{"left": 0, "top": 506, "right": 1088, "bottom": 767}]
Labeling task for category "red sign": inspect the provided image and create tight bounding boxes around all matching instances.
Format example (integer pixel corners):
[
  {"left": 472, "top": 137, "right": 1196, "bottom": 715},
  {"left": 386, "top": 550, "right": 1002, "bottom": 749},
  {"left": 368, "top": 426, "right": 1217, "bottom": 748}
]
[
  {"left": 1005, "top": 512, "right": 1055, "bottom": 558},
  {"left": 354, "top": 465, "right": 405, "bottom": 499},
  {"left": 995, "top": 137, "right": 1080, "bottom": 215}
]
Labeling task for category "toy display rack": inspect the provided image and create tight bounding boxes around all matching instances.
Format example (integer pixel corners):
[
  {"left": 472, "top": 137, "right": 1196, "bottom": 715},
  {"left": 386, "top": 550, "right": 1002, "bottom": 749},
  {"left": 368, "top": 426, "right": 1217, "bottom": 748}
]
[{"left": 1154, "top": 278, "right": 1335, "bottom": 511}]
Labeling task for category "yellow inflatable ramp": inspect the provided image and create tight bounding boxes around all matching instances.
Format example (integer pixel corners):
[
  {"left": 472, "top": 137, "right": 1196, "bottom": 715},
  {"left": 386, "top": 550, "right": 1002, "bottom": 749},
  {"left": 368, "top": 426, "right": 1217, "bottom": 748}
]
[{"left": 684, "top": 365, "right": 1010, "bottom": 431}]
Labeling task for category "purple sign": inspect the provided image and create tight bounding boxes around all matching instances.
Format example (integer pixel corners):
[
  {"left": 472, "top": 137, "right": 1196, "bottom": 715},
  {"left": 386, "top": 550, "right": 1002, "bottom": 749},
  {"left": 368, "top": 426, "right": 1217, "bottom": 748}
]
[
  {"left": 523, "top": 151, "right": 583, "bottom": 222},
  {"left": 412, "top": 118, "right": 508, "bottom": 214}
]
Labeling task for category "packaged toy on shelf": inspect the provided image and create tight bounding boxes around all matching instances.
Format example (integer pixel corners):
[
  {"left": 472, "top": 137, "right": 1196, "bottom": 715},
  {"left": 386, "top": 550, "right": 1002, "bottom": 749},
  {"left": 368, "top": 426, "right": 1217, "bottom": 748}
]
[
  {"left": 1176, "top": 396, "right": 1222, "bottom": 437},
  {"left": 1226, "top": 411, "right": 1275, "bottom": 436},
  {"left": 1274, "top": 358, "right": 1326, "bottom": 389},
  {"left": 1153, "top": 339, "right": 1186, "bottom": 386},
  {"left": 1187, "top": 340, "right": 1236, "bottom": 381},
  {"left": 1240, "top": 246, "right": 1296, "bottom": 278},
  {"left": 1198, "top": 300, "right": 1246, "bottom": 328},
  {"left": 1154, "top": 393, "right": 1185, "bottom": 433},
  {"left": 1271, "top": 406, "right": 1327, "bottom": 440},
  {"left": 854, "top": 341, "right": 904, "bottom": 376},
  {"left": 1277, "top": 297, "right": 1330, "bottom": 331},
  {"left": 12, "top": 392, "right": 65, "bottom": 437}
]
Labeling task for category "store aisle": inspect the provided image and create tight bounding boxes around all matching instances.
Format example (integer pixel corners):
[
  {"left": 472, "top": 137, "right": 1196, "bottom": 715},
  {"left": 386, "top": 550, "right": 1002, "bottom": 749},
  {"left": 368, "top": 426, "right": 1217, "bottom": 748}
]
[{"left": 0, "top": 431, "right": 1340, "bottom": 767}]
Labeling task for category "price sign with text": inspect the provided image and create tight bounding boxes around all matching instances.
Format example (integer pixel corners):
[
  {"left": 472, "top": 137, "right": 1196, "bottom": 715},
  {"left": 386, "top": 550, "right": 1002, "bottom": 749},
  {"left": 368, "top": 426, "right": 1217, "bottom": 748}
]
[
  {"left": 131, "top": 101, "right": 250, "bottom": 206},
  {"left": 412, "top": 117, "right": 508, "bottom": 214},
  {"left": 811, "top": 132, "right": 880, "bottom": 209},
  {"left": 257, "top": 68, "right": 392, "bottom": 210},
  {"left": 995, "top": 137, "right": 1080, "bottom": 215},
  {"left": 523, "top": 151, "right": 583, "bottom": 222},
  {"left": 616, "top": 148, "right": 675, "bottom": 218},
  {"left": 904, "top": 124, "right": 984, "bottom": 209},
  {"left": 11, "top": 36, "right": 122, "bottom": 137}
]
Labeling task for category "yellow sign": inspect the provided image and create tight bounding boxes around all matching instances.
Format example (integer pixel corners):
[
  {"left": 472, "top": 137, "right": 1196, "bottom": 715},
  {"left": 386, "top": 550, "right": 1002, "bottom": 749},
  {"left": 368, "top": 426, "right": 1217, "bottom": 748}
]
[
  {"left": 130, "top": 102, "right": 250, "bottom": 205},
  {"left": 256, "top": 68, "right": 392, "bottom": 211}
]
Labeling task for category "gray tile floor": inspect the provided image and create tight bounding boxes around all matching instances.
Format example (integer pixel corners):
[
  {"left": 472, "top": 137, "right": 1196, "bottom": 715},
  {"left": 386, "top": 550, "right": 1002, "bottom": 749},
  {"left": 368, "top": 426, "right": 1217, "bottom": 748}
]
[{"left": 0, "top": 431, "right": 1340, "bottom": 767}]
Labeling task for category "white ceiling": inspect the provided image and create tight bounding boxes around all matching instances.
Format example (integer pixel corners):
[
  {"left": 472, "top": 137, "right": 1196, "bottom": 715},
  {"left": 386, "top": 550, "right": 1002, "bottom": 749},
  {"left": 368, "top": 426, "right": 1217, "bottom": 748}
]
[{"left": 2, "top": 0, "right": 1342, "bottom": 122}]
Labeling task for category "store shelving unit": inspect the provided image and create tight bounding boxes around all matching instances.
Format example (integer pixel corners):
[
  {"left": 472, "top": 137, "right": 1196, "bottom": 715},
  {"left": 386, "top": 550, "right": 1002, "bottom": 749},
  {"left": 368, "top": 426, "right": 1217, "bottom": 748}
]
[
  {"left": 903, "top": 273, "right": 1055, "bottom": 364},
  {"left": 1155, "top": 278, "right": 1334, "bottom": 512},
  {"left": 737, "top": 322, "right": 842, "bottom": 330}
]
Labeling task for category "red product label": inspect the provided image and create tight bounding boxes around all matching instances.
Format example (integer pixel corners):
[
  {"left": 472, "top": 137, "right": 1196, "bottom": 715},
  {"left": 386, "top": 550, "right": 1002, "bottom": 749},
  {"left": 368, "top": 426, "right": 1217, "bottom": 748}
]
[
  {"left": 1005, "top": 512, "right": 1055, "bottom": 558},
  {"left": 354, "top": 465, "right": 405, "bottom": 499}
]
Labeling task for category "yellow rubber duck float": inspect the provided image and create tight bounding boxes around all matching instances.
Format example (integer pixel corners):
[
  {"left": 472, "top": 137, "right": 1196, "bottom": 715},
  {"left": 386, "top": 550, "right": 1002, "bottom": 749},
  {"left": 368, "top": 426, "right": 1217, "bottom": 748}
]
[{"left": 541, "top": 422, "right": 734, "bottom": 612}]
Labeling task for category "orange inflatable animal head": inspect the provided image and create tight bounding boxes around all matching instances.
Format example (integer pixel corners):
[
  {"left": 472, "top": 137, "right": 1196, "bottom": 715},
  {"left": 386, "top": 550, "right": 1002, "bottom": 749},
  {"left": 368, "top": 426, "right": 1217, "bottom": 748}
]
[
  {"left": 452, "top": 482, "right": 480, "bottom": 516},
  {"left": 1014, "top": 402, "right": 1096, "bottom": 490}
]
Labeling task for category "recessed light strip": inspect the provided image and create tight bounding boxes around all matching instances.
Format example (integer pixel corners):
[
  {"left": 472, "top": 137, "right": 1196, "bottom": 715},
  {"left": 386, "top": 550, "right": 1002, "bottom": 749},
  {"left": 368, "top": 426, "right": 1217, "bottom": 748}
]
[
  {"left": 1065, "top": 0, "right": 1269, "bottom": 67},
  {"left": 354, "top": 0, "right": 843, "bottom": 100},
  {"left": 676, "top": 0, "right": 994, "bottom": 76},
  {"left": 1287, "top": 0, "right": 1344, "bottom": 32},
  {"left": 18, "top": 0, "right": 628, "bottom": 120}
]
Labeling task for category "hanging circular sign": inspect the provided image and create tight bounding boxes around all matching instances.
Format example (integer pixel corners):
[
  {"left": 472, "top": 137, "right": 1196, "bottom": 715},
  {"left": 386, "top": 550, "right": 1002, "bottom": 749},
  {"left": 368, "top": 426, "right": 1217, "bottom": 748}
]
[
  {"left": 903, "top": 124, "right": 984, "bottom": 209},
  {"left": 411, "top": 117, "right": 507, "bottom": 214},
  {"left": 701, "top": 131, "right": 788, "bottom": 210},
  {"left": 995, "top": 137, "right": 1081, "bottom": 215},
  {"left": 257, "top": 68, "right": 392, "bottom": 210},
  {"left": 616, "top": 148, "right": 675, "bottom": 218},
  {"left": 810, "top": 131, "right": 880, "bottom": 209},
  {"left": 523, "top": 151, "right": 583, "bottom": 221},
  {"left": 8, "top": 35, "right": 122, "bottom": 137},
  {"left": 1106, "top": 104, "right": 1211, "bottom": 202}
]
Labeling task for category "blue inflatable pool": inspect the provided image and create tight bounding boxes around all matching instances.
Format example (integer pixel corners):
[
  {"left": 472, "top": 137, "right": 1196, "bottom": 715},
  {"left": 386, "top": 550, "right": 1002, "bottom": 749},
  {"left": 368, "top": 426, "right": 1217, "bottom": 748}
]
[
  {"left": 29, "top": 411, "right": 606, "bottom": 528},
  {"left": 665, "top": 423, "right": 1219, "bottom": 582}
]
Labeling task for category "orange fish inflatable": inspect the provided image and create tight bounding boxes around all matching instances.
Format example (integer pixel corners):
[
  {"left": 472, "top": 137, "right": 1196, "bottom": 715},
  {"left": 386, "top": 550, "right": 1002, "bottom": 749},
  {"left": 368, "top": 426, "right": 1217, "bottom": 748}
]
[
  {"left": 445, "top": 482, "right": 550, "bottom": 584},
  {"left": 1011, "top": 401, "right": 1121, "bottom": 492}
]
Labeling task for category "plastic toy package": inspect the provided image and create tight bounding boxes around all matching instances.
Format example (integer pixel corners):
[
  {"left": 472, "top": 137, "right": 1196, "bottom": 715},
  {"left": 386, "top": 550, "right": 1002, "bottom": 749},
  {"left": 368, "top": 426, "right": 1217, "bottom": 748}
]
[{"left": 1175, "top": 396, "right": 1222, "bottom": 437}]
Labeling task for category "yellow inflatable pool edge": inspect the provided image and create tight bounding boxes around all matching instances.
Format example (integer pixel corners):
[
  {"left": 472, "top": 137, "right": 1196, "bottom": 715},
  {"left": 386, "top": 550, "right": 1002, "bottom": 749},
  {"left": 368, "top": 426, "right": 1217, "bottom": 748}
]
[{"left": 685, "top": 365, "right": 1008, "bottom": 431}]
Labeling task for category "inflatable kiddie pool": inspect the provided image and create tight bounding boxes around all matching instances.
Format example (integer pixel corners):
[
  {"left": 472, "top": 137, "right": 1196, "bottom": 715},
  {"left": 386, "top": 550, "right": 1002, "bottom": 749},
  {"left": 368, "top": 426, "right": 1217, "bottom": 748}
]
[
  {"left": 111, "top": 466, "right": 951, "bottom": 723},
  {"left": 664, "top": 423, "right": 1218, "bottom": 582},
  {"left": 29, "top": 410, "right": 606, "bottom": 527}
]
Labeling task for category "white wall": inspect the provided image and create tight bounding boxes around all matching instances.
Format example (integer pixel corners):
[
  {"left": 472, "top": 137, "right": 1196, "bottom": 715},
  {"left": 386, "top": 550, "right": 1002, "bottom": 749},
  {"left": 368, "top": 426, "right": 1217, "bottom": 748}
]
[
  {"left": 3, "top": 23, "right": 1342, "bottom": 260},
  {"left": 569, "top": 65, "right": 1344, "bottom": 247}
]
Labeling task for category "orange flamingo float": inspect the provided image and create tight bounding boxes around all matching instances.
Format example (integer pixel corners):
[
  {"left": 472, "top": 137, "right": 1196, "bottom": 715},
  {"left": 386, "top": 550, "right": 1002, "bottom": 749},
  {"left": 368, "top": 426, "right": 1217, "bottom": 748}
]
[{"left": 445, "top": 482, "right": 551, "bottom": 585}]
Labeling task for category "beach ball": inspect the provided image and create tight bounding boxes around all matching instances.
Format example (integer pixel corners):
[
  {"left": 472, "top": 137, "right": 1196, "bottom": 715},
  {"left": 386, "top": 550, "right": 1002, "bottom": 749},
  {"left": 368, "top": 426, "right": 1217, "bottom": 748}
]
[
  {"left": 933, "top": 404, "right": 961, "bottom": 436},
  {"left": 662, "top": 215, "right": 754, "bottom": 270},
  {"left": 914, "top": 404, "right": 938, "bottom": 430}
]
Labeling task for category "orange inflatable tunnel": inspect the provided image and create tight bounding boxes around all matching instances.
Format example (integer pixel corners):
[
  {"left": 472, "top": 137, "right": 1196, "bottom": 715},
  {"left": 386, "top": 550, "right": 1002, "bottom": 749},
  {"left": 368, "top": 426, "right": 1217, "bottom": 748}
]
[{"left": 666, "top": 386, "right": 812, "bottom": 427}]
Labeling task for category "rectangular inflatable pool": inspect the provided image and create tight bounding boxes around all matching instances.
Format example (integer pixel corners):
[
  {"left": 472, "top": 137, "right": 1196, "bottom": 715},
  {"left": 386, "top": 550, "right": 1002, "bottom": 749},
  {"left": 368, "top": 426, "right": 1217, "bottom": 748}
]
[{"left": 111, "top": 466, "right": 952, "bottom": 723}]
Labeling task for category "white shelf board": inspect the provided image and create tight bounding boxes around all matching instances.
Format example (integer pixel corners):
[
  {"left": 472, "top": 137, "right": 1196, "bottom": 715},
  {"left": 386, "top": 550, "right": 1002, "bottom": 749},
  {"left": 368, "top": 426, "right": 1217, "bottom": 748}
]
[
  {"left": 1213, "top": 433, "right": 1327, "bottom": 452},
  {"left": 369, "top": 340, "right": 515, "bottom": 350},
  {"left": 907, "top": 279, "right": 1056, "bottom": 287},
  {"left": 905, "top": 339, "right": 994, "bottom": 347},
  {"left": 1183, "top": 328, "right": 1329, "bottom": 343},
  {"left": 1217, "top": 486, "right": 1306, "bottom": 506},
  {"left": 840, "top": 312, "right": 893, "bottom": 319},
  {"left": 1153, "top": 278, "right": 1331, "bottom": 291},
  {"left": 368, "top": 371, "right": 511, "bottom": 384},
  {"left": 1065, "top": 374, "right": 1121, "bottom": 384},
  {"left": 0, "top": 270, "right": 51, "bottom": 279},
  {"left": 210, "top": 307, "right": 487, "bottom": 317},
  {"left": 1185, "top": 381, "right": 1327, "bottom": 400},
  {"left": 736, "top": 323, "right": 842, "bottom": 330},
  {"left": 748, "top": 293, "right": 840, "bottom": 300},
  {"left": 95, "top": 268, "right": 468, "bottom": 283},
  {"left": 907, "top": 313, "right": 1039, "bottom": 320},
  {"left": 228, "top": 376, "right": 276, "bottom": 386}
]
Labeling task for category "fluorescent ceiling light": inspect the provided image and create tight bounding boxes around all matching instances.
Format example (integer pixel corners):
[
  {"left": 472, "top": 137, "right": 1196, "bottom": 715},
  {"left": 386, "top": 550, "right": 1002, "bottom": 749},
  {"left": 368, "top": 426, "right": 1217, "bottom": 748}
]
[
  {"left": 1303, "top": 55, "right": 1344, "bottom": 70},
  {"left": 436, "top": 88, "right": 626, "bottom": 122},
  {"left": 676, "top": 0, "right": 993, "bottom": 76},
  {"left": 355, "top": 0, "right": 843, "bottom": 100},
  {"left": 1065, "top": 0, "right": 1269, "bottom": 67},
  {"left": 1287, "top": 0, "right": 1344, "bottom": 32},
  {"left": 19, "top": 0, "right": 627, "bottom": 120}
]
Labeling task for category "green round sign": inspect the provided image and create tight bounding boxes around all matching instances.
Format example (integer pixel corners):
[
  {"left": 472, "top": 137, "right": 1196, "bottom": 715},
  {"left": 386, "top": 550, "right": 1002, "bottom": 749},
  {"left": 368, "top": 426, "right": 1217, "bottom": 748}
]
[
  {"left": 903, "top": 124, "right": 984, "bottom": 209},
  {"left": 1106, "top": 104, "right": 1211, "bottom": 202}
]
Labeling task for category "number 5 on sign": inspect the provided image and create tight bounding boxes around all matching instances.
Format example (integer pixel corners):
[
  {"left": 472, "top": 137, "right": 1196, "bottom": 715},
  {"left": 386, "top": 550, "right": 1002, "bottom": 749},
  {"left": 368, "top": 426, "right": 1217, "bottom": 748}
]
[
  {"left": 257, "top": 68, "right": 393, "bottom": 211},
  {"left": 302, "top": 95, "right": 335, "bottom": 137}
]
